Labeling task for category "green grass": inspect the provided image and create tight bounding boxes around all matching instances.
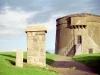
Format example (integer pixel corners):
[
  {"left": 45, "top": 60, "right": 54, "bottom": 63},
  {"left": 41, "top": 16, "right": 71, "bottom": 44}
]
[
  {"left": 46, "top": 53, "right": 60, "bottom": 65},
  {"left": 72, "top": 53, "right": 100, "bottom": 74},
  {"left": 0, "top": 52, "right": 59, "bottom": 75}
]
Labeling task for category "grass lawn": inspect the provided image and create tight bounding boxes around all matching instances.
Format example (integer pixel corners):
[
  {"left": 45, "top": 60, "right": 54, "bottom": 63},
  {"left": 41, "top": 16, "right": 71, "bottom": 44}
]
[
  {"left": 72, "top": 53, "right": 100, "bottom": 74},
  {"left": 0, "top": 52, "right": 59, "bottom": 75},
  {"left": 46, "top": 53, "right": 60, "bottom": 66}
]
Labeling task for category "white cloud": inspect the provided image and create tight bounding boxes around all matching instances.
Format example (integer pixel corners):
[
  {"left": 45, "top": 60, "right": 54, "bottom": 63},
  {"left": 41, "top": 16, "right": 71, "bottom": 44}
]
[
  {"left": 0, "top": 5, "right": 84, "bottom": 39},
  {"left": 0, "top": 6, "right": 34, "bottom": 38}
]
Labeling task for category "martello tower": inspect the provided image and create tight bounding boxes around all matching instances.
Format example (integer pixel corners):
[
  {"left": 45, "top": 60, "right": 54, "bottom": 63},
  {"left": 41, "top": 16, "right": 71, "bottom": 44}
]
[{"left": 55, "top": 13, "right": 100, "bottom": 56}]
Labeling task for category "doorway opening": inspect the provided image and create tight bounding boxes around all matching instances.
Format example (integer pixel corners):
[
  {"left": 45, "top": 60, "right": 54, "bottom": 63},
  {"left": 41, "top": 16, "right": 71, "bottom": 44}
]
[{"left": 77, "top": 35, "right": 82, "bottom": 44}]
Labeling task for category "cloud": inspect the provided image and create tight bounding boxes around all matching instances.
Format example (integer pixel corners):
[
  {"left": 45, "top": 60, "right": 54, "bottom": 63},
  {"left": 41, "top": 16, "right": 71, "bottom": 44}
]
[
  {"left": 26, "top": 0, "right": 100, "bottom": 24},
  {"left": 0, "top": 5, "right": 60, "bottom": 41},
  {"left": 0, "top": 6, "right": 34, "bottom": 38},
  {"left": 0, "top": 0, "right": 99, "bottom": 24},
  {"left": 27, "top": 9, "right": 52, "bottom": 24},
  {"left": 0, "top": 0, "right": 35, "bottom": 11},
  {"left": 88, "top": 0, "right": 100, "bottom": 15},
  {"left": 0, "top": 0, "right": 51, "bottom": 12}
]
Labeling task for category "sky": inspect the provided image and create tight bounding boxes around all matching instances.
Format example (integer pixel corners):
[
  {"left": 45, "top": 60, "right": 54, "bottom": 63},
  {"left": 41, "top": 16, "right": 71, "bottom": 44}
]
[{"left": 0, "top": 0, "right": 100, "bottom": 53}]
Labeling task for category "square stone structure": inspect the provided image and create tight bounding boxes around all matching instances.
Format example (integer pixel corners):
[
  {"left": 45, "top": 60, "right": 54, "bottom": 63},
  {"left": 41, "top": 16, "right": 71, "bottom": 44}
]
[
  {"left": 55, "top": 13, "right": 100, "bottom": 56},
  {"left": 25, "top": 25, "right": 47, "bottom": 67},
  {"left": 16, "top": 50, "right": 23, "bottom": 67}
]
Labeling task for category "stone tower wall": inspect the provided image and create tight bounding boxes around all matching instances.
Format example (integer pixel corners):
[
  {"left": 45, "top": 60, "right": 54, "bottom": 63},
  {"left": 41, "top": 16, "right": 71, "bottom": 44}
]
[{"left": 55, "top": 13, "right": 100, "bottom": 56}]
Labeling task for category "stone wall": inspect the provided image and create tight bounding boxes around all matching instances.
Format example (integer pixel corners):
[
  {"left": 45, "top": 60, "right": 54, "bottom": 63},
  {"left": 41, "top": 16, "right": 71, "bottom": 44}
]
[
  {"left": 16, "top": 50, "right": 23, "bottom": 67},
  {"left": 25, "top": 25, "right": 47, "bottom": 67}
]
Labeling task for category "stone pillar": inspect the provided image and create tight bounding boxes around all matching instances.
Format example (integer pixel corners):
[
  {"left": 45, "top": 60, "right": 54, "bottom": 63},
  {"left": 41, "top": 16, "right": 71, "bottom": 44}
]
[
  {"left": 25, "top": 25, "right": 47, "bottom": 67},
  {"left": 16, "top": 50, "right": 23, "bottom": 67}
]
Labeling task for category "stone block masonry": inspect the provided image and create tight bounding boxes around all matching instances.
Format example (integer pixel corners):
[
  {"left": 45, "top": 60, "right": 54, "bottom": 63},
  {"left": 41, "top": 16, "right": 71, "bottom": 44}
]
[
  {"left": 55, "top": 13, "right": 100, "bottom": 56},
  {"left": 16, "top": 50, "right": 23, "bottom": 67},
  {"left": 25, "top": 25, "right": 47, "bottom": 67}
]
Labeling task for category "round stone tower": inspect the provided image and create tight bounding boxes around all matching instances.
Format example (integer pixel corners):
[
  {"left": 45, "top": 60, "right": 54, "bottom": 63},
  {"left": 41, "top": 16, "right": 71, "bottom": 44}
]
[{"left": 55, "top": 13, "right": 100, "bottom": 56}]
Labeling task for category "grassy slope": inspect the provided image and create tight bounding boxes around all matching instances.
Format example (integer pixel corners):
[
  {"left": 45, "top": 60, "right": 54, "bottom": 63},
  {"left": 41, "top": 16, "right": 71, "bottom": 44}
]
[
  {"left": 0, "top": 52, "right": 59, "bottom": 75},
  {"left": 72, "top": 53, "right": 100, "bottom": 73},
  {"left": 46, "top": 54, "right": 60, "bottom": 66}
]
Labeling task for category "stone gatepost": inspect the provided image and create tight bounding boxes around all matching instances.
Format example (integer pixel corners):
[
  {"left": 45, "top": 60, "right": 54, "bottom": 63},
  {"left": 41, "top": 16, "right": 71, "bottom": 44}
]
[
  {"left": 25, "top": 25, "right": 47, "bottom": 67},
  {"left": 16, "top": 50, "right": 23, "bottom": 67}
]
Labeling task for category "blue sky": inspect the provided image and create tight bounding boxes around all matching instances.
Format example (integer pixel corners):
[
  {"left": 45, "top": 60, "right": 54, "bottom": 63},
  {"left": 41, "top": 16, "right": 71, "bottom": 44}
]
[{"left": 0, "top": 0, "right": 100, "bottom": 53}]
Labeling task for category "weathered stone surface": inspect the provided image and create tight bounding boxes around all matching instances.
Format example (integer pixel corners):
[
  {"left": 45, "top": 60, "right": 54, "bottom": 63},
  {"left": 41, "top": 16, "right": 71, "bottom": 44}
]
[
  {"left": 25, "top": 25, "right": 47, "bottom": 67},
  {"left": 16, "top": 50, "right": 23, "bottom": 67},
  {"left": 71, "top": 17, "right": 87, "bottom": 25},
  {"left": 25, "top": 25, "right": 47, "bottom": 32},
  {"left": 55, "top": 13, "right": 100, "bottom": 56}
]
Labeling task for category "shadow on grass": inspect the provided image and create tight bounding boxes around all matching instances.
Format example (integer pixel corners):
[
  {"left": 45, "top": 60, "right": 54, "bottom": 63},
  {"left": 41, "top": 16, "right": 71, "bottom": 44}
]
[
  {"left": 0, "top": 54, "right": 16, "bottom": 65},
  {"left": 0, "top": 54, "right": 16, "bottom": 58},
  {"left": 5, "top": 59, "right": 15, "bottom": 65},
  {"left": 5, "top": 58, "right": 27, "bottom": 66},
  {"left": 23, "top": 58, "right": 27, "bottom": 63},
  {"left": 73, "top": 55, "right": 100, "bottom": 74},
  {"left": 5, "top": 58, "right": 55, "bottom": 66},
  {"left": 0, "top": 54, "right": 27, "bottom": 65},
  {"left": 46, "top": 58, "right": 54, "bottom": 65}
]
